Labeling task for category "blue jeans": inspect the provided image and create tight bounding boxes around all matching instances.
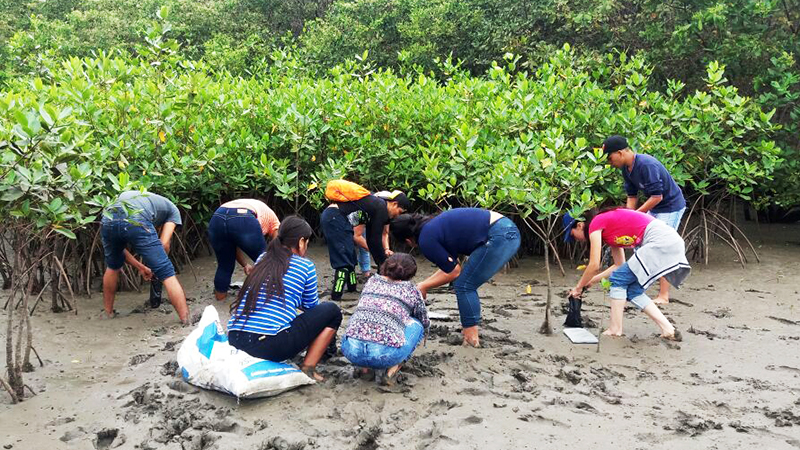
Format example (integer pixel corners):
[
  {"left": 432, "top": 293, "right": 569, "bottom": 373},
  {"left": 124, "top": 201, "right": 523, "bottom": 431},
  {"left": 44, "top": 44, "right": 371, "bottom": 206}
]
[
  {"left": 357, "top": 229, "right": 371, "bottom": 273},
  {"left": 101, "top": 213, "right": 175, "bottom": 281},
  {"left": 454, "top": 217, "right": 521, "bottom": 327},
  {"left": 208, "top": 207, "right": 267, "bottom": 293},
  {"left": 341, "top": 320, "right": 424, "bottom": 369},
  {"left": 608, "top": 262, "right": 652, "bottom": 310}
]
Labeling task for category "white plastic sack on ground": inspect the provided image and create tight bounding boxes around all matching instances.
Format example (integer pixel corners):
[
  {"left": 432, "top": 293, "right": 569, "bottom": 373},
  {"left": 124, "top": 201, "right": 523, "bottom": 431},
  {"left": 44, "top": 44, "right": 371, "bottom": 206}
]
[{"left": 177, "top": 305, "right": 314, "bottom": 398}]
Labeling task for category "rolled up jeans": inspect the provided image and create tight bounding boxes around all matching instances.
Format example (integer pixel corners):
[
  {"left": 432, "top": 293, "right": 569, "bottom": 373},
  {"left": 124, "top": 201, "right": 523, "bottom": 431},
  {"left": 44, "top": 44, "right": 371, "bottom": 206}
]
[
  {"left": 357, "top": 229, "right": 371, "bottom": 273},
  {"left": 453, "top": 217, "right": 521, "bottom": 328},
  {"left": 608, "top": 262, "right": 652, "bottom": 310},
  {"left": 341, "top": 319, "right": 424, "bottom": 369}
]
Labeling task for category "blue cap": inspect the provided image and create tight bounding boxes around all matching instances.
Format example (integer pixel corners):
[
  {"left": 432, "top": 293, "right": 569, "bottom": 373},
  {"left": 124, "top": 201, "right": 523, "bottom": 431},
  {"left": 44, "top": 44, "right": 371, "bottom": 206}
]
[{"left": 563, "top": 213, "right": 577, "bottom": 243}]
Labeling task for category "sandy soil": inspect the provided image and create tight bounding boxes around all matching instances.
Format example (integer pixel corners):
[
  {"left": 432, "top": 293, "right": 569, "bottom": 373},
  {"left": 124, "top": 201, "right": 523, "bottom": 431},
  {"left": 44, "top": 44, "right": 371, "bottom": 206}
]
[{"left": 1, "top": 222, "right": 800, "bottom": 450}]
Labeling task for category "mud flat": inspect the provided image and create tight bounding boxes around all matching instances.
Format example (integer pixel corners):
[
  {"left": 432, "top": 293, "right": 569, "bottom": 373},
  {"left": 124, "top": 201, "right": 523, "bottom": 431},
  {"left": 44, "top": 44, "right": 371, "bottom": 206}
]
[{"left": 2, "top": 222, "right": 800, "bottom": 449}]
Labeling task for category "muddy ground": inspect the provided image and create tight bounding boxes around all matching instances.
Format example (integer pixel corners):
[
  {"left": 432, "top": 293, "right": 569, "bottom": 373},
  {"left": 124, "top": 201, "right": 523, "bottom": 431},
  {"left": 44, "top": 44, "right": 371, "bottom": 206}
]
[{"left": 1, "top": 221, "right": 800, "bottom": 450}]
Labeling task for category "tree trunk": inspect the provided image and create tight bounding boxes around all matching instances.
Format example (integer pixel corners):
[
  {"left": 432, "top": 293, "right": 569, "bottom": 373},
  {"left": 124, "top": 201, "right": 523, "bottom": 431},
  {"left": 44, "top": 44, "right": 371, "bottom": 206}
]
[{"left": 539, "top": 239, "right": 553, "bottom": 335}]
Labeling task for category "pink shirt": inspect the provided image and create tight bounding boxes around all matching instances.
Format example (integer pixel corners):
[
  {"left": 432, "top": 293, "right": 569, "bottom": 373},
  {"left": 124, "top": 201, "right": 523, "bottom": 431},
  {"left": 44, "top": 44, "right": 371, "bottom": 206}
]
[
  {"left": 588, "top": 209, "right": 654, "bottom": 248},
  {"left": 221, "top": 199, "right": 280, "bottom": 236}
]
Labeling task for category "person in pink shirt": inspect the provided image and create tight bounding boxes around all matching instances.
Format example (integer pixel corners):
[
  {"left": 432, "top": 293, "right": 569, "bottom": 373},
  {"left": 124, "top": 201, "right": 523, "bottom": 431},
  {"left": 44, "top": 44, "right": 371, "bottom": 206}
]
[
  {"left": 208, "top": 199, "right": 280, "bottom": 301},
  {"left": 563, "top": 208, "right": 689, "bottom": 340}
]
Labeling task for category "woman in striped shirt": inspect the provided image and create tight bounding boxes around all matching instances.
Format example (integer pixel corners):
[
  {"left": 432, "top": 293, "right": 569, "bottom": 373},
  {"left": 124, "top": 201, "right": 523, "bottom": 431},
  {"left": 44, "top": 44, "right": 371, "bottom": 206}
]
[{"left": 227, "top": 216, "right": 342, "bottom": 381}]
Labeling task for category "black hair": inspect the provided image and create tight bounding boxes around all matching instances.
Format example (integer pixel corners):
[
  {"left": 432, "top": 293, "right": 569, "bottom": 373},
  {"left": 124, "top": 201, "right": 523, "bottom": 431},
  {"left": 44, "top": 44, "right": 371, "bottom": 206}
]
[
  {"left": 380, "top": 253, "right": 417, "bottom": 281},
  {"left": 390, "top": 213, "right": 435, "bottom": 243},
  {"left": 231, "top": 215, "right": 313, "bottom": 318}
]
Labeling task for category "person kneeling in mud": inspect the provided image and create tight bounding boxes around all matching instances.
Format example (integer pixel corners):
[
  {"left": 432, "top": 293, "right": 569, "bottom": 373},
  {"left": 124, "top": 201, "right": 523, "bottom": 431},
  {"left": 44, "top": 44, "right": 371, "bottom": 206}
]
[
  {"left": 564, "top": 208, "right": 689, "bottom": 340},
  {"left": 227, "top": 216, "right": 342, "bottom": 381},
  {"left": 390, "top": 208, "right": 520, "bottom": 347},
  {"left": 341, "top": 253, "right": 429, "bottom": 386}
]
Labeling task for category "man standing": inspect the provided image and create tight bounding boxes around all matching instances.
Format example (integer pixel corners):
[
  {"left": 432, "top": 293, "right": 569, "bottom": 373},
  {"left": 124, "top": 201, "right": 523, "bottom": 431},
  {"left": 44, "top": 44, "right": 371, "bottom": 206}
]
[
  {"left": 602, "top": 135, "right": 687, "bottom": 304},
  {"left": 101, "top": 190, "right": 190, "bottom": 324}
]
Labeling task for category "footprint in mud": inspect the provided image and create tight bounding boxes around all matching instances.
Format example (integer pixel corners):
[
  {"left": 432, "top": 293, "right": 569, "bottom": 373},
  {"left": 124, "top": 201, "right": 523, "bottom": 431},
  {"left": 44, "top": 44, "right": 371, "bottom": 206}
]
[
  {"left": 354, "top": 425, "right": 381, "bottom": 450},
  {"left": 404, "top": 351, "right": 454, "bottom": 378},
  {"left": 665, "top": 411, "right": 722, "bottom": 436},
  {"left": 258, "top": 436, "right": 308, "bottom": 450},
  {"left": 161, "top": 360, "right": 179, "bottom": 377},
  {"left": 425, "top": 399, "right": 459, "bottom": 418},
  {"left": 704, "top": 308, "right": 732, "bottom": 319},
  {"left": 93, "top": 429, "right": 121, "bottom": 449},
  {"left": 129, "top": 354, "right": 154, "bottom": 366},
  {"left": 460, "top": 415, "right": 483, "bottom": 425}
]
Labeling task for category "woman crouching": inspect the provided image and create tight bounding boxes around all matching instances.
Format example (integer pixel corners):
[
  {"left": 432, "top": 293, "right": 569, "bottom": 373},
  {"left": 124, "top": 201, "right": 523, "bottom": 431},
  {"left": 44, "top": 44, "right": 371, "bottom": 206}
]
[
  {"left": 341, "top": 253, "right": 429, "bottom": 385},
  {"left": 227, "top": 216, "right": 342, "bottom": 381}
]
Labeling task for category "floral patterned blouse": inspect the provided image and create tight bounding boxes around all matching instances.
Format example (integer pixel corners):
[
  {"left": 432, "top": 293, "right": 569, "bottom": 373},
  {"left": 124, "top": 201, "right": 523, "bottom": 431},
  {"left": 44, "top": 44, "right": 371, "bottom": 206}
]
[{"left": 344, "top": 275, "right": 429, "bottom": 348}]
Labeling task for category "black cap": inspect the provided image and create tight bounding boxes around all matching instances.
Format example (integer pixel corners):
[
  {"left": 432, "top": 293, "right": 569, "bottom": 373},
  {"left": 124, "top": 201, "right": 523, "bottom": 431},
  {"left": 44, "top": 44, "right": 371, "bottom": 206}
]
[{"left": 602, "top": 135, "right": 629, "bottom": 154}]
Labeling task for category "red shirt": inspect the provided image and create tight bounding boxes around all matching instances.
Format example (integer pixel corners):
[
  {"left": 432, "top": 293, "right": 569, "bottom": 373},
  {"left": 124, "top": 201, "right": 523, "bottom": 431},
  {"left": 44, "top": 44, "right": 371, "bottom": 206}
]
[{"left": 588, "top": 209, "right": 654, "bottom": 248}]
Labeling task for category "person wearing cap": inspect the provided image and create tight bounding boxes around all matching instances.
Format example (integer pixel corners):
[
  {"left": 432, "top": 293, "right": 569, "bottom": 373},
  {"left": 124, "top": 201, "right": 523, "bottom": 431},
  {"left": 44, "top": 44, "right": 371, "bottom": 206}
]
[
  {"left": 390, "top": 208, "right": 520, "bottom": 347},
  {"left": 563, "top": 208, "right": 689, "bottom": 340},
  {"left": 320, "top": 189, "right": 410, "bottom": 301},
  {"left": 602, "top": 135, "right": 687, "bottom": 304},
  {"left": 207, "top": 199, "right": 280, "bottom": 301}
]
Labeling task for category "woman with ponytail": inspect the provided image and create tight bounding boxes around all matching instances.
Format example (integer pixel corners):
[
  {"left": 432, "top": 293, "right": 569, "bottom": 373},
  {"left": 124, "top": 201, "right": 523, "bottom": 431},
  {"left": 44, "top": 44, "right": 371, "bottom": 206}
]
[
  {"left": 227, "top": 216, "right": 342, "bottom": 381},
  {"left": 390, "top": 208, "right": 520, "bottom": 347}
]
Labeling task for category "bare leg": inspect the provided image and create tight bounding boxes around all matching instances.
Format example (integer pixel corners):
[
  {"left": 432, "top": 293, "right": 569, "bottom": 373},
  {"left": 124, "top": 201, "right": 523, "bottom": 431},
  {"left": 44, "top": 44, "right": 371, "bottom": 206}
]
[
  {"left": 302, "top": 327, "right": 337, "bottom": 381},
  {"left": 642, "top": 303, "right": 676, "bottom": 337},
  {"left": 603, "top": 298, "right": 625, "bottom": 336},
  {"left": 653, "top": 278, "right": 670, "bottom": 304},
  {"left": 462, "top": 325, "right": 480, "bottom": 347},
  {"left": 214, "top": 291, "right": 227, "bottom": 301},
  {"left": 102, "top": 268, "right": 120, "bottom": 317},
  {"left": 162, "top": 276, "right": 190, "bottom": 324}
]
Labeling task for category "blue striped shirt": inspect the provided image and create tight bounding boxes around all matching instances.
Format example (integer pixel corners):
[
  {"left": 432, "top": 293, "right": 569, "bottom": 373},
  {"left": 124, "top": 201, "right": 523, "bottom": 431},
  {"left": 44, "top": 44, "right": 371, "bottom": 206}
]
[{"left": 227, "top": 254, "right": 319, "bottom": 335}]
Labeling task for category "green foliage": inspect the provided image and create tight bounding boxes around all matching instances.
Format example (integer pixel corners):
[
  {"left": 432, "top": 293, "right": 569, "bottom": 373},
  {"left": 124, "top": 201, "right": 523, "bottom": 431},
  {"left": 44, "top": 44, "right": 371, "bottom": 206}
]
[{"left": 0, "top": 15, "right": 783, "bottom": 243}]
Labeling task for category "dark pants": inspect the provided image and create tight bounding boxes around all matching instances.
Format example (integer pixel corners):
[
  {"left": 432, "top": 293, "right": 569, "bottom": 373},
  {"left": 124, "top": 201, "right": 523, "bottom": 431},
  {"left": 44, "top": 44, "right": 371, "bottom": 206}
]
[
  {"left": 101, "top": 213, "right": 175, "bottom": 281},
  {"left": 228, "top": 302, "right": 342, "bottom": 362},
  {"left": 320, "top": 207, "right": 356, "bottom": 270},
  {"left": 208, "top": 207, "right": 266, "bottom": 293}
]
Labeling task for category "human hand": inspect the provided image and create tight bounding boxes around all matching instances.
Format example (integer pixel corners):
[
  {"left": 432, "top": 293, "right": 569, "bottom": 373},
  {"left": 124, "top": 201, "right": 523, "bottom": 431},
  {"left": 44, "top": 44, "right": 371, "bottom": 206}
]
[
  {"left": 139, "top": 266, "right": 154, "bottom": 281},
  {"left": 385, "top": 248, "right": 394, "bottom": 257},
  {"left": 569, "top": 287, "right": 584, "bottom": 299},
  {"left": 243, "top": 264, "right": 254, "bottom": 276},
  {"left": 162, "top": 242, "right": 171, "bottom": 254}
]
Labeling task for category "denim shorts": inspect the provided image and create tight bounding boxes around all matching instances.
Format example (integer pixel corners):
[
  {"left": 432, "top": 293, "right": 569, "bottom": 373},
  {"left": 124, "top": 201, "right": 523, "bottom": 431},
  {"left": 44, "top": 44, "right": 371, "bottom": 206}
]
[
  {"left": 608, "top": 262, "right": 651, "bottom": 310},
  {"left": 341, "top": 320, "right": 424, "bottom": 369},
  {"left": 649, "top": 207, "right": 686, "bottom": 230},
  {"left": 101, "top": 213, "right": 175, "bottom": 281}
]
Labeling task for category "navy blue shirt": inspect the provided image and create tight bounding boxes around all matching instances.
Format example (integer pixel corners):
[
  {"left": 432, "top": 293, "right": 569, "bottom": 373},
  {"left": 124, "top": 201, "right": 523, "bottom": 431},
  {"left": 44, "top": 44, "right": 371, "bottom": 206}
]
[
  {"left": 623, "top": 154, "right": 686, "bottom": 213},
  {"left": 418, "top": 208, "right": 491, "bottom": 273}
]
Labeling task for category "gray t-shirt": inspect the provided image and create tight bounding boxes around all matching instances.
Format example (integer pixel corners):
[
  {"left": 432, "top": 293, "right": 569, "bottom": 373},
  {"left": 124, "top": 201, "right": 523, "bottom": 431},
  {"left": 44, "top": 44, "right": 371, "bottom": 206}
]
[{"left": 111, "top": 191, "right": 182, "bottom": 226}]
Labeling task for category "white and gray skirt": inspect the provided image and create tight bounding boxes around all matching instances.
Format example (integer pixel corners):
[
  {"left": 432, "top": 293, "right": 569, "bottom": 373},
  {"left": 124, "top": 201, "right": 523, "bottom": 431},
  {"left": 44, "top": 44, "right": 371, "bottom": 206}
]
[{"left": 627, "top": 219, "right": 691, "bottom": 289}]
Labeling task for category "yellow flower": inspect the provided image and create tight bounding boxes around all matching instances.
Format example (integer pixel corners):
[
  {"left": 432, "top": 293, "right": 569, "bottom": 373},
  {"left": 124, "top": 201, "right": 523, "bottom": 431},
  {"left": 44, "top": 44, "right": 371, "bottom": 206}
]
[{"left": 158, "top": 130, "right": 166, "bottom": 143}]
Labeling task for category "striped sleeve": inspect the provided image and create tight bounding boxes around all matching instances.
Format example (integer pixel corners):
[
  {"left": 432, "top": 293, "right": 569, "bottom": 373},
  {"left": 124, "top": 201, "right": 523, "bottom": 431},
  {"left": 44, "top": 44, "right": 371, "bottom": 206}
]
[{"left": 300, "top": 260, "right": 319, "bottom": 310}]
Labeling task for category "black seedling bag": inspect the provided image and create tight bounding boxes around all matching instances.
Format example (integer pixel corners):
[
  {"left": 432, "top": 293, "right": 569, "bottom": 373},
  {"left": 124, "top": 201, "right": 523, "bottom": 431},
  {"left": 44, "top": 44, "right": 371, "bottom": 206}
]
[{"left": 564, "top": 294, "right": 583, "bottom": 328}]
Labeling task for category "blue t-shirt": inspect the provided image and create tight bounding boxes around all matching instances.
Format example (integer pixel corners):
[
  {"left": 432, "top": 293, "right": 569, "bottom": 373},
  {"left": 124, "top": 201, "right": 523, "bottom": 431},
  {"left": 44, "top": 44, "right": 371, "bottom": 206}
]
[
  {"left": 111, "top": 191, "right": 182, "bottom": 226},
  {"left": 623, "top": 154, "right": 686, "bottom": 213},
  {"left": 227, "top": 254, "right": 319, "bottom": 335},
  {"left": 418, "top": 208, "right": 491, "bottom": 273}
]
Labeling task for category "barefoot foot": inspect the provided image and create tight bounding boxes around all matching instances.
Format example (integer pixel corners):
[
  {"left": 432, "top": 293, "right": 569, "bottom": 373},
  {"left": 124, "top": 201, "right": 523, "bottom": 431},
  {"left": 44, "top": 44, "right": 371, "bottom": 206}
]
[
  {"left": 301, "top": 365, "right": 325, "bottom": 382},
  {"left": 661, "top": 329, "right": 683, "bottom": 342},
  {"left": 462, "top": 326, "right": 480, "bottom": 347},
  {"left": 602, "top": 328, "right": 623, "bottom": 337},
  {"left": 653, "top": 296, "right": 669, "bottom": 305}
]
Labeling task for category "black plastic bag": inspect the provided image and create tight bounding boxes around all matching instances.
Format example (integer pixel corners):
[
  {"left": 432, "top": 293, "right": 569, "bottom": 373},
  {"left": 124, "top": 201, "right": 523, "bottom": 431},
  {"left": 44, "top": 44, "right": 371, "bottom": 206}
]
[
  {"left": 149, "top": 281, "right": 163, "bottom": 308},
  {"left": 564, "top": 295, "right": 583, "bottom": 328}
]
